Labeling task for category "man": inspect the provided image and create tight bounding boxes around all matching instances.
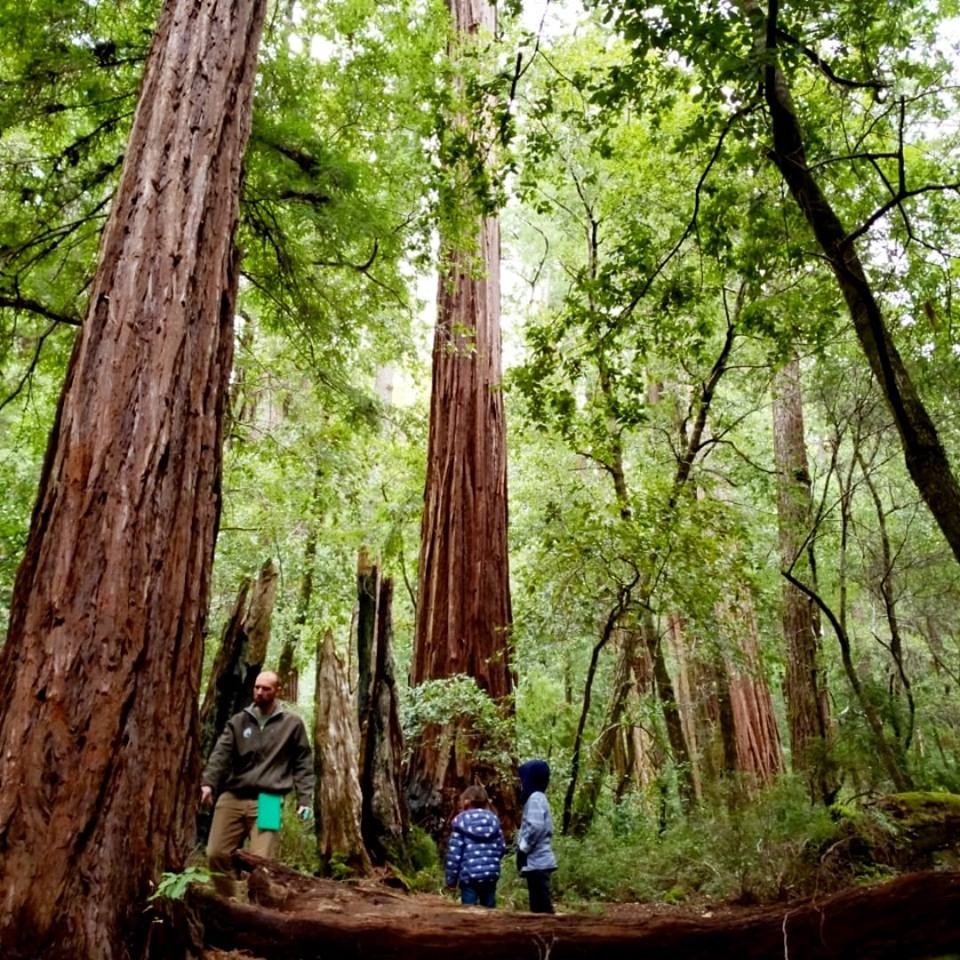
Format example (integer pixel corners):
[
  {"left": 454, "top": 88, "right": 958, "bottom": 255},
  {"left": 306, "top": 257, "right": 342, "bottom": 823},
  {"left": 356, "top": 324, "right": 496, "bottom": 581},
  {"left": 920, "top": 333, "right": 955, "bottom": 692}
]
[{"left": 200, "top": 671, "right": 314, "bottom": 897}]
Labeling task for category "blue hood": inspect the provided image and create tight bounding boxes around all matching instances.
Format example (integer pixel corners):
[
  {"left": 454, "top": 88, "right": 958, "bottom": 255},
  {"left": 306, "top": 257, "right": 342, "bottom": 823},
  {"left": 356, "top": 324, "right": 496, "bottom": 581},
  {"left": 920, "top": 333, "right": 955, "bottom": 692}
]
[{"left": 519, "top": 759, "right": 550, "bottom": 804}]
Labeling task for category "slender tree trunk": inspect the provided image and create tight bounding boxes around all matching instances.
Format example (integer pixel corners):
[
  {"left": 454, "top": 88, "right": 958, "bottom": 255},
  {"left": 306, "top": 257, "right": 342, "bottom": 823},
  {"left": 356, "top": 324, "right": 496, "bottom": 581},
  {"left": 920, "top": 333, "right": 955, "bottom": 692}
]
[
  {"left": 562, "top": 583, "right": 636, "bottom": 834},
  {"left": 0, "top": 1, "right": 266, "bottom": 956},
  {"left": 566, "top": 625, "right": 638, "bottom": 835},
  {"left": 407, "top": 0, "right": 514, "bottom": 832},
  {"left": 772, "top": 356, "right": 834, "bottom": 802},
  {"left": 667, "top": 614, "right": 704, "bottom": 800},
  {"left": 856, "top": 448, "right": 916, "bottom": 756},
  {"left": 314, "top": 633, "right": 371, "bottom": 874},
  {"left": 783, "top": 574, "right": 913, "bottom": 792},
  {"left": 642, "top": 608, "right": 695, "bottom": 803},
  {"left": 741, "top": 0, "right": 960, "bottom": 566},
  {"left": 357, "top": 549, "right": 378, "bottom": 732}
]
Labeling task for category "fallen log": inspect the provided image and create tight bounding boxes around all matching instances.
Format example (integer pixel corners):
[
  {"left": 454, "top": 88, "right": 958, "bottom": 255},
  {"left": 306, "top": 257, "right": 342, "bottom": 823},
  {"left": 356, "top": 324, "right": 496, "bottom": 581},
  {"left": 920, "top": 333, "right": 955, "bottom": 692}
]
[{"left": 191, "top": 858, "right": 960, "bottom": 960}]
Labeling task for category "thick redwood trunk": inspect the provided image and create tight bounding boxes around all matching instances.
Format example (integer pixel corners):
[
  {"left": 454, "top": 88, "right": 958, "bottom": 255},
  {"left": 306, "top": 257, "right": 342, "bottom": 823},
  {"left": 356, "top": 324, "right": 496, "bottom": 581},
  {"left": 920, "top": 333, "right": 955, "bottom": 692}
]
[
  {"left": 200, "top": 576, "right": 252, "bottom": 761},
  {"left": 407, "top": 0, "right": 514, "bottom": 831},
  {"left": 0, "top": 1, "right": 266, "bottom": 957},
  {"left": 772, "top": 357, "right": 834, "bottom": 801}
]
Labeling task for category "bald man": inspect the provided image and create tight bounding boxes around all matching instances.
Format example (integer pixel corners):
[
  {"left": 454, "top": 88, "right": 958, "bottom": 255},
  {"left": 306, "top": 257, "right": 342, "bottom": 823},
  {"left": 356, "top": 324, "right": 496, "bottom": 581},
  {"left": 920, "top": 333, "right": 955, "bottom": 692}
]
[{"left": 200, "top": 671, "right": 314, "bottom": 897}]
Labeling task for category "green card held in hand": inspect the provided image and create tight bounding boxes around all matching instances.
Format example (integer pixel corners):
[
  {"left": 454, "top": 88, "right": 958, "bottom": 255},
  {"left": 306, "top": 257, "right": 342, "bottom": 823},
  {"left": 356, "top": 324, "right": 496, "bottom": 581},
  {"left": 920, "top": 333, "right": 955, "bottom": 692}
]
[{"left": 257, "top": 792, "right": 283, "bottom": 831}]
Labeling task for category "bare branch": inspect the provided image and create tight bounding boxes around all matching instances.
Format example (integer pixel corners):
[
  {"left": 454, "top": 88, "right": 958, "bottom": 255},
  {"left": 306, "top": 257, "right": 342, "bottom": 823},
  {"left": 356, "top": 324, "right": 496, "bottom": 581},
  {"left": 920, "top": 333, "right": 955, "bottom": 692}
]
[
  {"left": 0, "top": 295, "right": 81, "bottom": 327},
  {"left": 0, "top": 321, "right": 62, "bottom": 413},
  {"left": 845, "top": 182, "right": 960, "bottom": 246},
  {"left": 617, "top": 105, "right": 757, "bottom": 324},
  {"left": 776, "top": 27, "right": 886, "bottom": 91}
]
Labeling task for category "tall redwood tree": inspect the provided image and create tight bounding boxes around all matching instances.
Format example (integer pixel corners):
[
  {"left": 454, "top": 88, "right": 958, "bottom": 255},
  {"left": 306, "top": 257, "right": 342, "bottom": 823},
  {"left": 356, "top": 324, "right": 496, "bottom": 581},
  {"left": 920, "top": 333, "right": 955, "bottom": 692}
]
[
  {"left": 0, "top": 0, "right": 267, "bottom": 956},
  {"left": 406, "top": 0, "right": 514, "bottom": 829},
  {"left": 772, "top": 356, "right": 834, "bottom": 802}
]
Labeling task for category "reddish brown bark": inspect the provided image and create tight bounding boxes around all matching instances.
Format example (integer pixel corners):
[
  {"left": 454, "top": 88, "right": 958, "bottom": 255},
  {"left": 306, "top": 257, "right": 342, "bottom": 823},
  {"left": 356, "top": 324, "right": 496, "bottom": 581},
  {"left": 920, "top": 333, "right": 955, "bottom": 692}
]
[
  {"left": 0, "top": 1, "right": 267, "bottom": 956},
  {"left": 719, "top": 601, "right": 783, "bottom": 785},
  {"left": 772, "top": 357, "right": 834, "bottom": 801},
  {"left": 407, "top": 0, "right": 513, "bottom": 831},
  {"left": 193, "top": 864, "right": 960, "bottom": 960}
]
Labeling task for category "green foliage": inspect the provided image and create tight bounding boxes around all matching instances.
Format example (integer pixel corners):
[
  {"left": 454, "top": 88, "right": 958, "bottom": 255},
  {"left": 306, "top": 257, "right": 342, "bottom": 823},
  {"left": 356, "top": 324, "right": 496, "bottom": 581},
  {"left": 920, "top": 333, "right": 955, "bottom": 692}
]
[
  {"left": 277, "top": 798, "right": 322, "bottom": 876},
  {"left": 148, "top": 866, "right": 212, "bottom": 903},
  {"left": 392, "top": 826, "right": 443, "bottom": 892},
  {"left": 552, "top": 778, "right": 837, "bottom": 905},
  {"left": 402, "top": 675, "right": 514, "bottom": 775}
]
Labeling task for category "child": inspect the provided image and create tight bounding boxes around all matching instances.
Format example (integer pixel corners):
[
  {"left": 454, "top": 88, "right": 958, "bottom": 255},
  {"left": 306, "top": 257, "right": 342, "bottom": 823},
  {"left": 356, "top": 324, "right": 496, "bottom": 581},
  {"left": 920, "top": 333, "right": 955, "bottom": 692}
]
[
  {"left": 444, "top": 784, "right": 506, "bottom": 907},
  {"left": 516, "top": 758, "right": 557, "bottom": 913}
]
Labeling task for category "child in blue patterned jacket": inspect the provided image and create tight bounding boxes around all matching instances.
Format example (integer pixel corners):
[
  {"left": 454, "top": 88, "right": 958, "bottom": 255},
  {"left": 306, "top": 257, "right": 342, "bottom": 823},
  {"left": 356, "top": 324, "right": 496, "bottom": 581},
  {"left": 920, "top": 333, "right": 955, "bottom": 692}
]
[{"left": 444, "top": 784, "right": 506, "bottom": 907}]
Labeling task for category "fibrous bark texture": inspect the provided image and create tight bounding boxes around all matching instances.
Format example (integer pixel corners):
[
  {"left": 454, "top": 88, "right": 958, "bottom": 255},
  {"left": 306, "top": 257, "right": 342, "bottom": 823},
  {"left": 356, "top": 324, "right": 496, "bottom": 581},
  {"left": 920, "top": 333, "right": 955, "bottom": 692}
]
[
  {"left": 407, "top": 0, "right": 513, "bottom": 831},
  {"left": 772, "top": 357, "right": 833, "bottom": 801},
  {"left": 0, "top": 1, "right": 266, "bottom": 957},
  {"left": 718, "top": 600, "right": 783, "bottom": 785},
  {"left": 314, "top": 633, "right": 371, "bottom": 874}
]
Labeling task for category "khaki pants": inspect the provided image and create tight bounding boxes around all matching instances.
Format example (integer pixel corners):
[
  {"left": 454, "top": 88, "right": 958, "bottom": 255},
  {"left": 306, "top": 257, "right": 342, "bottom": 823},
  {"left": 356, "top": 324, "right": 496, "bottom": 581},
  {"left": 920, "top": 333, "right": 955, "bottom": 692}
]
[{"left": 206, "top": 791, "right": 279, "bottom": 898}]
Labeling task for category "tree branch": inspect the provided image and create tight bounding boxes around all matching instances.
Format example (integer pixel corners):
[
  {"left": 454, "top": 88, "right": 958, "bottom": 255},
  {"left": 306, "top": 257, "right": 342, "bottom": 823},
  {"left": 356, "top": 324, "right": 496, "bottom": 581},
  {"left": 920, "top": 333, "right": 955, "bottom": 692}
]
[
  {"left": 775, "top": 27, "right": 886, "bottom": 91},
  {"left": 0, "top": 295, "right": 81, "bottom": 327}
]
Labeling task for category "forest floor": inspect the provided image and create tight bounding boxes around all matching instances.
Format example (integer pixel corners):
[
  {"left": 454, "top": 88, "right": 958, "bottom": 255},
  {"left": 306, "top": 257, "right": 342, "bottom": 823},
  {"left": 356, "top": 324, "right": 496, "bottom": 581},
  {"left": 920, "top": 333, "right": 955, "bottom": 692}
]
[{"left": 188, "top": 853, "right": 960, "bottom": 960}]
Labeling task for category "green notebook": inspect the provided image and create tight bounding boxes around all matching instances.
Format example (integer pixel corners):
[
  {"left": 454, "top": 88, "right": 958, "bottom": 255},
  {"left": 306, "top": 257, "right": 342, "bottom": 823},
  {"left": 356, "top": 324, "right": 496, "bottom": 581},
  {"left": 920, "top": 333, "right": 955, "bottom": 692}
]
[{"left": 256, "top": 792, "right": 283, "bottom": 831}]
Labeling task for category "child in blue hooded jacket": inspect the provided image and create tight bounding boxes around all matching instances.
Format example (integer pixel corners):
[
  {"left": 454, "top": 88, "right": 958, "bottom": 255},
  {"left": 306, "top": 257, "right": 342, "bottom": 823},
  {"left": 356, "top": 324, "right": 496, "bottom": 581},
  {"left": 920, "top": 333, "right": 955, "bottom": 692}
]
[
  {"left": 444, "top": 784, "right": 506, "bottom": 907},
  {"left": 517, "top": 758, "right": 557, "bottom": 913}
]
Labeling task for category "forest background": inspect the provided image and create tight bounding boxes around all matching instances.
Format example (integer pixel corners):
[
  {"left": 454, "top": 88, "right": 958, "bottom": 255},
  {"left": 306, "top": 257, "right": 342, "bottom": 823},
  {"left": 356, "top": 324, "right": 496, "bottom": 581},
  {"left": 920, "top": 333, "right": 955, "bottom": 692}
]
[{"left": 2, "top": 0, "right": 960, "bottom": 922}]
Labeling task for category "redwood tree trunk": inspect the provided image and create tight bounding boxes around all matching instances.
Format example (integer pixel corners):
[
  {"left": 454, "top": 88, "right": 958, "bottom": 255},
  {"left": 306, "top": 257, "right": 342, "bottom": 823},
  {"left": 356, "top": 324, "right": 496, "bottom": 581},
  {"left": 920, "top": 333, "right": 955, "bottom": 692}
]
[
  {"left": 719, "top": 599, "right": 783, "bottom": 785},
  {"left": 0, "top": 0, "right": 267, "bottom": 956},
  {"left": 772, "top": 357, "right": 834, "bottom": 802},
  {"left": 407, "top": 0, "right": 514, "bottom": 831}
]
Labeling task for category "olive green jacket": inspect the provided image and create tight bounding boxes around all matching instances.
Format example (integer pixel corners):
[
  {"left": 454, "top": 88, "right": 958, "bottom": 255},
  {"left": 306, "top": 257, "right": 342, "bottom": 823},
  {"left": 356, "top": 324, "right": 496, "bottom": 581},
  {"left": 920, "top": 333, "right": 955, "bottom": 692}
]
[{"left": 202, "top": 705, "right": 314, "bottom": 807}]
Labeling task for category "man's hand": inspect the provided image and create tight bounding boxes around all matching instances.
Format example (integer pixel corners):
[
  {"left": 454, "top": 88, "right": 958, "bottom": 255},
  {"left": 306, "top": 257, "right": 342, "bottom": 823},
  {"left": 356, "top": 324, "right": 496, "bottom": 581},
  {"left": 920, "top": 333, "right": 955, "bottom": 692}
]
[
  {"left": 297, "top": 805, "right": 312, "bottom": 822},
  {"left": 200, "top": 785, "right": 214, "bottom": 807}
]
